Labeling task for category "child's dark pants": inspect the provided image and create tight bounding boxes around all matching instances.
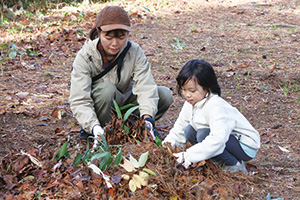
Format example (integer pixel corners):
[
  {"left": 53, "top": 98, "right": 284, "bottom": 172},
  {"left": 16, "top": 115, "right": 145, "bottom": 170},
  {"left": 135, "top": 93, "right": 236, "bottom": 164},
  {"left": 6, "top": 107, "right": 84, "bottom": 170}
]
[{"left": 184, "top": 125, "right": 252, "bottom": 166}]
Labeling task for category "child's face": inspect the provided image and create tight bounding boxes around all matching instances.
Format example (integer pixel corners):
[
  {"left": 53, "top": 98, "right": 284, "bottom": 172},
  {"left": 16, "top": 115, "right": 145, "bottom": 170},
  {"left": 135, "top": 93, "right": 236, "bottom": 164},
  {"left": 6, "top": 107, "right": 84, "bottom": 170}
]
[
  {"left": 182, "top": 79, "right": 208, "bottom": 106},
  {"left": 100, "top": 31, "right": 128, "bottom": 59}
]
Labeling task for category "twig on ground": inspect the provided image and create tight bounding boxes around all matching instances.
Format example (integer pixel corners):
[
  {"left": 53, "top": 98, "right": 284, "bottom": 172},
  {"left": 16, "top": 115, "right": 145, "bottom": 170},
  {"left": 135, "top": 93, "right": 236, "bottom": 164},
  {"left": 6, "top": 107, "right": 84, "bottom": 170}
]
[{"left": 242, "top": 23, "right": 300, "bottom": 28}]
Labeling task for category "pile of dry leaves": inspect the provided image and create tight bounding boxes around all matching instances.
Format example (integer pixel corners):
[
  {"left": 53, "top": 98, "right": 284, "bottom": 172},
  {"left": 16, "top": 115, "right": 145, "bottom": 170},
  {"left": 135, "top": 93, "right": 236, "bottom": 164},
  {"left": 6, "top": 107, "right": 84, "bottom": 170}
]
[{"left": 0, "top": 115, "right": 256, "bottom": 199}]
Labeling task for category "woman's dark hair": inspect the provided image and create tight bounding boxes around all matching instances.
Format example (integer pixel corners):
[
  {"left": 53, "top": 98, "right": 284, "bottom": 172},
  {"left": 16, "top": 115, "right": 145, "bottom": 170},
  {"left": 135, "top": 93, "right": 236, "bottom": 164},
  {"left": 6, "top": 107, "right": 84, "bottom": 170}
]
[
  {"left": 89, "top": 28, "right": 128, "bottom": 40},
  {"left": 176, "top": 59, "right": 221, "bottom": 96}
]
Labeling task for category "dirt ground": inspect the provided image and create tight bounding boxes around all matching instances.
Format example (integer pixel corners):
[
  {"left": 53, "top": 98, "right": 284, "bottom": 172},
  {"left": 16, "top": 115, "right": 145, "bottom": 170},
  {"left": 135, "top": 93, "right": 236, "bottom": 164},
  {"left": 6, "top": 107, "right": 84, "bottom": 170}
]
[{"left": 0, "top": 0, "right": 300, "bottom": 199}]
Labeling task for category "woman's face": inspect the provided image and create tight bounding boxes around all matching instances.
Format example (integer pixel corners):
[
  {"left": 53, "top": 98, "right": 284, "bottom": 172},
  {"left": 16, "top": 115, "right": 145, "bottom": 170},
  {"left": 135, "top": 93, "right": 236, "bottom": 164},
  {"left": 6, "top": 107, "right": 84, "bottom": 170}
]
[
  {"left": 181, "top": 79, "right": 208, "bottom": 106},
  {"left": 100, "top": 30, "right": 128, "bottom": 59}
]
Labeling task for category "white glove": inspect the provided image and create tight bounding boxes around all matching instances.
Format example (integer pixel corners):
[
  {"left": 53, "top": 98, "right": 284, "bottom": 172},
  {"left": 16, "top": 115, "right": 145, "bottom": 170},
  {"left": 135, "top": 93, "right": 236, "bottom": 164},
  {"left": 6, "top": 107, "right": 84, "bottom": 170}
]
[
  {"left": 145, "top": 120, "right": 155, "bottom": 140},
  {"left": 92, "top": 125, "right": 104, "bottom": 149},
  {"left": 93, "top": 125, "right": 104, "bottom": 137},
  {"left": 173, "top": 152, "right": 192, "bottom": 169}
]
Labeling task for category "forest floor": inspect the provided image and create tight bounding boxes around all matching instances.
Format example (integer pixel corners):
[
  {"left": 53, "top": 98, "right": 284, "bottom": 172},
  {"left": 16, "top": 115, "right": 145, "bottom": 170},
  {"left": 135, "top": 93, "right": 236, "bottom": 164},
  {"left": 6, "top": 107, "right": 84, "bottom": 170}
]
[{"left": 0, "top": 0, "right": 300, "bottom": 199}]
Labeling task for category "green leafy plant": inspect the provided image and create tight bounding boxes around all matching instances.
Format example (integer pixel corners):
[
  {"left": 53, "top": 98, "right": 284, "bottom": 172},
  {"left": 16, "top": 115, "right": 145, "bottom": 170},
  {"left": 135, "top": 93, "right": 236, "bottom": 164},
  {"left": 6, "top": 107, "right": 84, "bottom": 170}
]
[
  {"left": 155, "top": 136, "right": 162, "bottom": 147},
  {"left": 112, "top": 99, "right": 139, "bottom": 133},
  {"left": 0, "top": 16, "right": 9, "bottom": 27},
  {"left": 53, "top": 131, "right": 123, "bottom": 171},
  {"left": 9, "top": 41, "right": 22, "bottom": 58},
  {"left": 36, "top": 191, "right": 42, "bottom": 199},
  {"left": 73, "top": 134, "right": 123, "bottom": 171},
  {"left": 170, "top": 38, "right": 185, "bottom": 49},
  {"left": 120, "top": 151, "right": 156, "bottom": 176},
  {"left": 291, "top": 83, "right": 300, "bottom": 92},
  {"left": 190, "top": 25, "right": 197, "bottom": 31},
  {"left": 52, "top": 141, "right": 70, "bottom": 162},
  {"left": 234, "top": 75, "right": 241, "bottom": 88},
  {"left": 119, "top": 152, "right": 156, "bottom": 192},
  {"left": 279, "top": 81, "right": 291, "bottom": 96},
  {"left": 0, "top": 60, "right": 4, "bottom": 75},
  {"left": 0, "top": 42, "right": 21, "bottom": 59},
  {"left": 143, "top": 6, "right": 151, "bottom": 12},
  {"left": 244, "top": 70, "right": 251, "bottom": 80},
  {"left": 0, "top": 41, "right": 42, "bottom": 74}
]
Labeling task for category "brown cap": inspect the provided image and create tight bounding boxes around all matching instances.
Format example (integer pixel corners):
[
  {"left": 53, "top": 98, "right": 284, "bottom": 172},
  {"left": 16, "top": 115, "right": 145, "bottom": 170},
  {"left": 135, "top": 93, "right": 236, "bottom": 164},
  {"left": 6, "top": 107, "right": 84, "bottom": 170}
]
[{"left": 94, "top": 6, "right": 131, "bottom": 32}]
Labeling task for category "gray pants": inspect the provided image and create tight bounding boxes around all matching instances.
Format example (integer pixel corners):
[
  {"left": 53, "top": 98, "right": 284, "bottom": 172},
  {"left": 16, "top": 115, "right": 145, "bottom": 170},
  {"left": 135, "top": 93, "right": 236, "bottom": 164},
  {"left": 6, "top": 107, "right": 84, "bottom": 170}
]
[
  {"left": 184, "top": 125, "right": 252, "bottom": 165},
  {"left": 91, "top": 81, "right": 173, "bottom": 126}
]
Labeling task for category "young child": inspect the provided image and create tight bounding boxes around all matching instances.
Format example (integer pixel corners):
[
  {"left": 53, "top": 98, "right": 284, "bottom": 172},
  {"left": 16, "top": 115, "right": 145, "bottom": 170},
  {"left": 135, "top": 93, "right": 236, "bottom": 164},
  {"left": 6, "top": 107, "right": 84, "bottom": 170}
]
[{"left": 163, "top": 59, "right": 260, "bottom": 172}]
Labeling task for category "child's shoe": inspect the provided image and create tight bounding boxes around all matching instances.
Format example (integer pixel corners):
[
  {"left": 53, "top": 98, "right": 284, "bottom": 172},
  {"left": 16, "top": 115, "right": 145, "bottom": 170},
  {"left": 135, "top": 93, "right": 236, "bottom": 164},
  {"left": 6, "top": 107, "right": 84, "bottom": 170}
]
[{"left": 223, "top": 161, "right": 247, "bottom": 173}]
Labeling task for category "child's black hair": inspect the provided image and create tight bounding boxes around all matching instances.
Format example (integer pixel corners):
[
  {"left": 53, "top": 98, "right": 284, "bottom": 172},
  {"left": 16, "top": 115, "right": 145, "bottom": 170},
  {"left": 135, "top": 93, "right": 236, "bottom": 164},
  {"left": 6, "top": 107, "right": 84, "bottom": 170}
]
[{"left": 176, "top": 59, "right": 221, "bottom": 96}]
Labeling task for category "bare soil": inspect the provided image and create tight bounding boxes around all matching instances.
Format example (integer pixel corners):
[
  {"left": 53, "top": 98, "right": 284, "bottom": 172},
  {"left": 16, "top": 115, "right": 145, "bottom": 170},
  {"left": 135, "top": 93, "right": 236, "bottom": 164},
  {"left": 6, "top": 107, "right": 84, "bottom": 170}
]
[{"left": 0, "top": 0, "right": 300, "bottom": 199}]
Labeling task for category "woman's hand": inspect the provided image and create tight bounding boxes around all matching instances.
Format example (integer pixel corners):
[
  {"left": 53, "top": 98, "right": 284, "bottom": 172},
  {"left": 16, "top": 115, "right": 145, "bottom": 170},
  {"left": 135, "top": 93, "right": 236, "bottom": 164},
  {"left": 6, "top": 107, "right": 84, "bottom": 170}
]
[{"left": 92, "top": 125, "right": 105, "bottom": 149}]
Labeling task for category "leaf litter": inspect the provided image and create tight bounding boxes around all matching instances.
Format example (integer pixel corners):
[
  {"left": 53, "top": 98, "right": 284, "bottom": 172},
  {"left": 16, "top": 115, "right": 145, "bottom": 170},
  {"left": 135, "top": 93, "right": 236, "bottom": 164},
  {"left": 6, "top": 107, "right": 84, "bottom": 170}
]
[{"left": 1, "top": 0, "right": 300, "bottom": 199}]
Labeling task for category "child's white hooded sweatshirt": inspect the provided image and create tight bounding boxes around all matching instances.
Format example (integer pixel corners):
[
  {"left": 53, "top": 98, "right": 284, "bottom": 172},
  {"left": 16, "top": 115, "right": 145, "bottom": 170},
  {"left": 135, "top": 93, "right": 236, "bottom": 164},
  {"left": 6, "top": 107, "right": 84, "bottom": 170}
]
[{"left": 164, "top": 93, "right": 260, "bottom": 164}]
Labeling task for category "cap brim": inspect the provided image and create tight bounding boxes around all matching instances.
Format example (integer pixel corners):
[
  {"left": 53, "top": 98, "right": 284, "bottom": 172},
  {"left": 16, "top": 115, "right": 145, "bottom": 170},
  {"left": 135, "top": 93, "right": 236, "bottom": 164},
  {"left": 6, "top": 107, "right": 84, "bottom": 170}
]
[{"left": 101, "top": 24, "right": 131, "bottom": 32}]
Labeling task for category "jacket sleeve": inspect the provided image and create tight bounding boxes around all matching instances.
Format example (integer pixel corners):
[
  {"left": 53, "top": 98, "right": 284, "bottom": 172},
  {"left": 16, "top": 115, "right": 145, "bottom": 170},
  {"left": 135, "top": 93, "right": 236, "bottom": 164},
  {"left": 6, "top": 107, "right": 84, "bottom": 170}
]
[
  {"left": 69, "top": 50, "right": 100, "bottom": 133},
  {"left": 131, "top": 45, "right": 159, "bottom": 118},
  {"left": 163, "top": 101, "right": 191, "bottom": 145},
  {"left": 186, "top": 101, "right": 236, "bottom": 163}
]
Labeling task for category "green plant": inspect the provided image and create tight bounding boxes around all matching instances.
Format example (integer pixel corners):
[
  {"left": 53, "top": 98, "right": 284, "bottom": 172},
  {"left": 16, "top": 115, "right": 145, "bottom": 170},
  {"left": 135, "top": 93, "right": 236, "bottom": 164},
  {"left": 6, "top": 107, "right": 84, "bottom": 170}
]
[
  {"left": 244, "top": 70, "right": 251, "bottom": 80},
  {"left": 239, "top": 106, "right": 243, "bottom": 112},
  {"left": 216, "top": 49, "right": 223, "bottom": 54},
  {"left": 234, "top": 75, "right": 241, "bottom": 88},
  {"left": 52, "top": 141, "right": 70, "bottom": 162},
  {"left": 218, "top": 25, "right": 225, "bottom": 30},
  {"left": 279, "top": 81, "right": 291, "bottom": 96},
  {"left": 291, "top": 83, "right": 300, "bottom": 92},
  {"left": 190, "top": 26, "right": 197, "bottom": 31},
  {"left": 272, "top": 24, "right": 277, "bottom": 29},
  {"left": 159, "top": 0, "right": 168, "bottom": 7},
  {"left": 36, "top": 191, "right": 42, "bottom": 198},
  {"left": 52, "top": 133, "right": 123, "bottom": 171},
  {"left": 155, "top": 136, "right": 162, "bottom": 147},
  {"left": 0, "top": 60, "right": 3, "bottom": 75},
  {"left": 73, "top": 134, "right": 123, "bottom": 171},
  {"left": 170, "top": 38, "right": 185, "bottom": 49},
  {"left": 112, "top": 99, "right": 139, "bottom": 133},
  {"left": 0, "top": 41, "right": 41, "bottom": 74},
  {"left": 120, "top": 151, "right": 149, "bottom": 171},
  {"left": 1, "top": 42, "right": 21, "bottom": 59},
  {"left": 143, "top": 6, "right": 151, "bottom": 12},
  {"left": 289, "top": 28, "right": 295, "bottom": 33}
]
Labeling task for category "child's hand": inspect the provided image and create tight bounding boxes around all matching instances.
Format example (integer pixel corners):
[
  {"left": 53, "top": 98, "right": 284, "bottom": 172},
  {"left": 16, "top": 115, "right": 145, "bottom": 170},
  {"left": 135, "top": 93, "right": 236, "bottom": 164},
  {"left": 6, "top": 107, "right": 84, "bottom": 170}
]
[
  {"left": 173, "top": 152, "right": 192, "bottom": 169},
  {"left": 162, "top": 137, "right": 176, "bottom": 147}
]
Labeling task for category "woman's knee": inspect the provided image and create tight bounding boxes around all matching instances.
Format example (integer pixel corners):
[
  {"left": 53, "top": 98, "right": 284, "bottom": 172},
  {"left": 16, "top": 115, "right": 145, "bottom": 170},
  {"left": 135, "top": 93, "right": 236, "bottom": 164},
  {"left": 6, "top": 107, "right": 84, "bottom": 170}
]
[
  {"left": 92, "top": 81, "right": 117, "bottom": 102},
  {"left": 158, "top": 86, "right": 173, "bottom": 106}
]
